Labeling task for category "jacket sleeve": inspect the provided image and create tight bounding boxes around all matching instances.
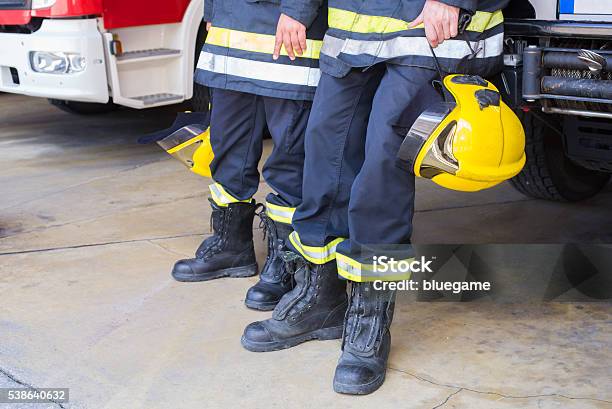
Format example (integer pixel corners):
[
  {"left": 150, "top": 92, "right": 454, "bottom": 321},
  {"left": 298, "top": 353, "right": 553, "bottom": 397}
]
[
  {"left": 204, "top": 0, "right": 214, "bottom": 22},
  {"left": 437, "top": 0, "right": 478, "bottom": 12},
  {"left": 281, "top": 0, "right": 323, "bottom": 28}
]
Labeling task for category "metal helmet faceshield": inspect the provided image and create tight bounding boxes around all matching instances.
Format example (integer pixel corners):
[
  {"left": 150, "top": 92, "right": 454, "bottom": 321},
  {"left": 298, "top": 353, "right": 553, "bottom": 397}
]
[
  {"left": 157, "top": 125, "right": 214, "bottom": 178},
  {"left": 397, "top": 74, "right": 526, "bottom": 192}
]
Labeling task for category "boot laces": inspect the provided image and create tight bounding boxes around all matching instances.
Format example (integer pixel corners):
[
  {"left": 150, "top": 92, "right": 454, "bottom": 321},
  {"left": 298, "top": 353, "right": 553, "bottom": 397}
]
[
  {"left": 256, "top": 206, "right": 277, "bottom": 260},
  {"left": 199, "top": 206, "right": 232, "bottom": 260}
]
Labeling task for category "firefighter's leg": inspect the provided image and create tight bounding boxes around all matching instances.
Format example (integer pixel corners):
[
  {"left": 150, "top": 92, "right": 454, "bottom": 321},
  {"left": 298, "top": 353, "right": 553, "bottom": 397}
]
[
  {"left": 244, "top": 97, "right": 311, "bottom": 310},
  {"left": 333, "top": 65, "right": 442, "bottom": 395},
  {"left": 171, "top": 88, "right": 267, "bottom": 282},
  {"left": 241, "top": 67, "right": 384, "bottom": 351}
]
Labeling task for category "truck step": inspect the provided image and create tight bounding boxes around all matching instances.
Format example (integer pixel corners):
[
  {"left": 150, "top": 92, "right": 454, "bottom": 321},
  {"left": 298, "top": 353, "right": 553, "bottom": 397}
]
[
  {"left": 131, "top": 93, "right": 184, "bottom": 106},
  {"left": 116, "top": 48, "right": 181, "bottom": 63}
]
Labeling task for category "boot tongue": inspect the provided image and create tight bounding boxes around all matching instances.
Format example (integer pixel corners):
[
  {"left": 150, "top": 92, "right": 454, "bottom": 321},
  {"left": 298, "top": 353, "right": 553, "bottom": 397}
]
[
  {"left": 344, "top": 284, "right": 393, "bottom": 356},
  {"left": 259, "top": 216, "right": 293, "bottom": 283},
  {"left": 272, "top": 257, "right": 309, "bottom": 320},
  {"left": 208, "top": 198, "right": 226, "bottom": 234}
]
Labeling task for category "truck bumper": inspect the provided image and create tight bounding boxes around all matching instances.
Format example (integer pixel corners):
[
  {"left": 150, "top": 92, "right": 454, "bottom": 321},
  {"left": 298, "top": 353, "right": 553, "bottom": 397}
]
[{"left": 0, "top": 18, "right": 109, "bottom": 103}]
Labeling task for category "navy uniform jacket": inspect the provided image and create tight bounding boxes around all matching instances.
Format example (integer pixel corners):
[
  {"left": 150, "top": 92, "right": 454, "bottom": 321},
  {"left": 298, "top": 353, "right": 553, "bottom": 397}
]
[
  {"left": 320, "top": 0, "right": 509, "bottom": 78},
  {"left": 195, "top": 0, "right": 327, "bottom": 101}
]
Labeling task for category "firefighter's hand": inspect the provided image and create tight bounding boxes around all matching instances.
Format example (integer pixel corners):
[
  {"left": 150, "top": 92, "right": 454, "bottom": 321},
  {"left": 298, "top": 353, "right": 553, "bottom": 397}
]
[
  {"left": 409, "top": 0, "right": 460, "bottom": 48},
  {"left": 206, "top": 21, "right": 212, "bottom": 31},
  {"left": 274, "top": 14, "right": 307, "bottom": 61}
]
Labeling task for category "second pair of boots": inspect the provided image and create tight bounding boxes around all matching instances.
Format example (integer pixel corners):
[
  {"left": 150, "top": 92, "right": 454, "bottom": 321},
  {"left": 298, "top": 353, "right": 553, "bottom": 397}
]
[
  {"left": 171, "top": 199, "right": 294, "bottom": 310},
  {"left": 242, "top": 253, "right": 397, "bottom": 395}
]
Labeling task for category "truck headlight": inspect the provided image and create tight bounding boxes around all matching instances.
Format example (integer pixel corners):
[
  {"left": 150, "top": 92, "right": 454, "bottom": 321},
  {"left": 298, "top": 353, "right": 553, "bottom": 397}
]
[
  {"left": 31, "top": 0, "right": 57, "bottom": 9},
  {"left": 30, "top": 52, "right": 86, "bottom": 74}
]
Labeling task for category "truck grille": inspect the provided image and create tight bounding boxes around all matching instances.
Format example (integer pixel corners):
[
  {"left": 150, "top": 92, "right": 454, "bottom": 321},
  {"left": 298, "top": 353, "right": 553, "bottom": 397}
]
[
  {"left": 0, "top": 0, "right": 28, "bottom": 9},
  {"left": 545, "top": 38, "right": 612, "bottom": 114}
]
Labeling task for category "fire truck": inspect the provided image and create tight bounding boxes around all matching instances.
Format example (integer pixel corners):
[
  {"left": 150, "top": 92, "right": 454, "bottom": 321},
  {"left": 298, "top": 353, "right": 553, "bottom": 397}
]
[{"left": 0, "top": 0, "right": 207, "bottom": 113}]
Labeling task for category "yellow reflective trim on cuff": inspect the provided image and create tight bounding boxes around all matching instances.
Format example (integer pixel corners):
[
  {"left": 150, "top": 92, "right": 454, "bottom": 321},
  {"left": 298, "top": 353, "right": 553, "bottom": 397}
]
[
  {"left": 208, "top": 183, "right": 252, "bottom": 207},
  {"left": 265, "top": 202, "right": 295, "bottom": 224},
  {"left": 336, "top": 253, "right": 413, "bottom": 282},
  {"left": 206, "top": 26, "right": 322, "bottom": 59},
  {"left": 328, "top": 8, "right": 503, "bottom": 34},
  {"left": 288, "top": 231, "right": 344, "bottom": 264}
]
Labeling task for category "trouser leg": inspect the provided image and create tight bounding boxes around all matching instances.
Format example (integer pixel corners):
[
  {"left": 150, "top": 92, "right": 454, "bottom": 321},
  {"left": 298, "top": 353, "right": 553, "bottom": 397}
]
[
  {"left": 289, "top": 67, "right": 385, "bottom": 263},
  {"left": 244, "top": 97, "right": 312, "bottom": 310},
  {"left": 335, "top": 65, "right": 442, "bottom": 282},
  {"left": 208, "top": 88, "right": 266, "bottom": 204}
]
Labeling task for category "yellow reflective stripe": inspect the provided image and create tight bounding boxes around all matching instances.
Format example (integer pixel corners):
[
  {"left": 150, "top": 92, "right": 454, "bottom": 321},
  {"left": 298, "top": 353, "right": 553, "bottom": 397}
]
[
  {"left": 206, "top": 26, "right": 322, "bottom": 59},
  {"left": 336, "top": 253, "right": 413, "bottom": 282},
  {"left": 208, "top": 183, "right": 251, "bottom": 207},
  {"left": 328, "top": 8, "right": 503, "bottom": 34},
  {"left": 265, "top": 202, "right": 295, "bottom": 224},
  {"left": 288, "top": 231, "right": 344, "bottom": 264},
  {"left": 468, "top": 9, "right": 504, "bottom": 32}
]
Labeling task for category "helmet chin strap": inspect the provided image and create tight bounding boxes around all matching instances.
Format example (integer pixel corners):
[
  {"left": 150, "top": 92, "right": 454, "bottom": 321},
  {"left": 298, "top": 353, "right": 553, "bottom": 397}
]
[{"left": 428, "top": 44, "right": 448, "bottom": 102}]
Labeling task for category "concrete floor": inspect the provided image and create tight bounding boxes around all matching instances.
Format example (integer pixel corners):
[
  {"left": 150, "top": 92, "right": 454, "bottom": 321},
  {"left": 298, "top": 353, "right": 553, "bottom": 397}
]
[{"left": 0, "top": 93, "right": 611, "bottom": 409}]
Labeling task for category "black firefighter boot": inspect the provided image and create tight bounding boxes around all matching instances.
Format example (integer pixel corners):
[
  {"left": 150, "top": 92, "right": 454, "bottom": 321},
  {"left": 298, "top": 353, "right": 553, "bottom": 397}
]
[
  {"left": 171, "top": 199, "right": 258, "bottom": 282},
  {"left": 241, "top": 253, "right": 348, "bottom": 352},
  {"left": 244, "top": 210, "right": 294, "bottom": 310},
  {"left": 333, "top": 282, "right": 396, "bottom": 395}
]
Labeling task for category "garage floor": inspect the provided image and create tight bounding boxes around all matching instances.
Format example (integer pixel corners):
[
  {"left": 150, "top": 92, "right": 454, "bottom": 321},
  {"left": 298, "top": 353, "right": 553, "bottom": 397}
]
[{"left": 1, "top": 93, "right": 611, "bottom": 409}]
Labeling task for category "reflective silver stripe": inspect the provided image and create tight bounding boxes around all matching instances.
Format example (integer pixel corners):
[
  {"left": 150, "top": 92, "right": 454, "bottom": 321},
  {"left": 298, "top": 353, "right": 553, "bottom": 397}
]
[
  {"left": 321, "top": 32, "right": 504, "bottom": 60},
  {"left": 209, "top": 183, "right": 251, "bottom": 206},
  {"left": 288, "top": 232, "right": 344, "bottom": 264},
  {"left": 197, "top": 51, "right": 321, "bottom": 87},
  {"left": 336, "top": 253, "right": 413, "bottom": 282},
  {"left": 265, "top": 203, "right": 295, "bottom": 224}
]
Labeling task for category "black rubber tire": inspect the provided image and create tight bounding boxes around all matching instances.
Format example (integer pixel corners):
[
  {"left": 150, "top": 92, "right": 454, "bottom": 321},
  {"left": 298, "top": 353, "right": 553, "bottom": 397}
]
[
  {"left": 48, "top": 99, "right": 118, "bottom": 115},
  {"left": 189, "top": 21, "right": 210, "bottom": 112},
  {"left": 510, "top": 111, "right": 611, "bottom": 202}
]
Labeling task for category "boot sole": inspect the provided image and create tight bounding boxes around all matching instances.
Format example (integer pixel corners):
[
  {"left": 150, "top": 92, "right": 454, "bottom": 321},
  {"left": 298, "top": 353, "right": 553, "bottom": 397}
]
[
  {"left": 172, "top": 264, "right": 258, "bottom": 282},
  {"left": 333, "top": 372, "right": 386, "bottom": 395},
  {"left": 244, "top": 299, "right": 278, "bottom": 311},
  {"left": 240, "top": 325, "right": 343, "bottom": 352}
]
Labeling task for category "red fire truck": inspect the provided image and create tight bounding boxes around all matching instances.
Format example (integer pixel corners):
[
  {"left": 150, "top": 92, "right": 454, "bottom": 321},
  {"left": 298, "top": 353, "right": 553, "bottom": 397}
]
[{"left": 0, "top": 0, "right": 207, "bottom": 113}]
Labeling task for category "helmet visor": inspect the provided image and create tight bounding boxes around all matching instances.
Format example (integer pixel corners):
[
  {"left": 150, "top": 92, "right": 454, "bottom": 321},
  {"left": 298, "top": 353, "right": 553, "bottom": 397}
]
[
  {"left": 396, "top": 102, "right": 456, "bottom": 177},
  {"left": 157, "top": 125, "right": 207, "bottom": 169}
]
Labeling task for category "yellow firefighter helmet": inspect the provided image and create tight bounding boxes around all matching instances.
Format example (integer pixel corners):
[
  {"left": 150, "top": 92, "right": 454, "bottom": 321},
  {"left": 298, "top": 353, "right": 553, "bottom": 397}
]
[{"left": 397, "top": 74, "right": 526, "bottom": 192}]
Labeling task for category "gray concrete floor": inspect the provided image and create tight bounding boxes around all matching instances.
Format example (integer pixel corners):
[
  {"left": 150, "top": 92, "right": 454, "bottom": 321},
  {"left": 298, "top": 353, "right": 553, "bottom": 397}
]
[{"left": 0, "top": 93, "right": 611, "bottom": 409}]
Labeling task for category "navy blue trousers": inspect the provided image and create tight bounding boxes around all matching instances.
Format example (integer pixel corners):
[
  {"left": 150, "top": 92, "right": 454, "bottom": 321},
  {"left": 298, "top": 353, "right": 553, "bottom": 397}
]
[
  {"left": 290, "top": 64, "right": 442, "bottom": 274},
  {"left": 209, "top": 88, "right": 311, "bottom": 208}
]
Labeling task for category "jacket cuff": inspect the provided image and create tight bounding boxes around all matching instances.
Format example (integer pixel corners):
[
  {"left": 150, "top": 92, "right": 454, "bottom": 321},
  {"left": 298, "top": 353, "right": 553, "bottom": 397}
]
[
  {"left": 204, "top": 0, "right": 214, "bottom": 22},
  {"left": 280, "top": 1, "right": 320, "bottom": 28},
  {"left": 438, "top": 0, "right": 478, "bottom": 12}
]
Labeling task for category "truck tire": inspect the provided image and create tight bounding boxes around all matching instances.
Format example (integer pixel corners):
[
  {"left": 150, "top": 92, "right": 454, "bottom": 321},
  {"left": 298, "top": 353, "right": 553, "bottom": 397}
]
[
  {"left": 190, "top": 21, "right": 210, "bottom": 112},
  {"left": 510, "top": 111, "right": 610, "bottom": 202},
  {"left": 48, "top": 99, "right": 118, "bottom": 115}
]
